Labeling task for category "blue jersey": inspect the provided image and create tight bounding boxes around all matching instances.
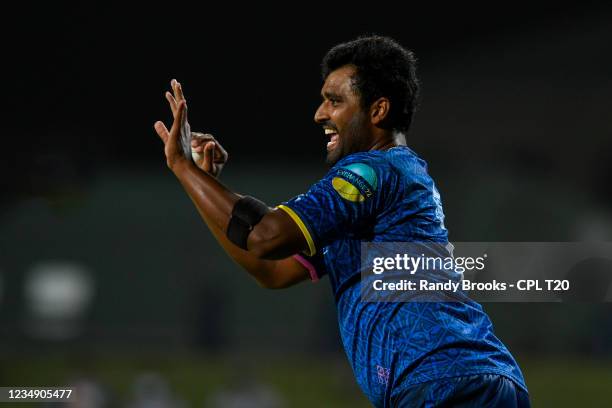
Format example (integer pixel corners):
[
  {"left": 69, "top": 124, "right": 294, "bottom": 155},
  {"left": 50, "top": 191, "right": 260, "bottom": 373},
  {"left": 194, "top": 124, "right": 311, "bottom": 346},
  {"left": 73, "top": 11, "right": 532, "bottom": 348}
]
[{"left": 279, "top": 146, "right": 526, "bottom": 408}]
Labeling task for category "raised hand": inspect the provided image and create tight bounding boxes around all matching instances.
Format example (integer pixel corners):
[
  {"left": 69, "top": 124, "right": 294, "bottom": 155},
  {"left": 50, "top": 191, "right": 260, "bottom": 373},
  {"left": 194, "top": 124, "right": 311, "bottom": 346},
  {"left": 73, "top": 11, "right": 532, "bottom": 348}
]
[
  {"left": 153, "top": 95, "right": 187, "bottom": 170},
  {"left": 164, "top": 79, "right": 229, "bottom": 177}
]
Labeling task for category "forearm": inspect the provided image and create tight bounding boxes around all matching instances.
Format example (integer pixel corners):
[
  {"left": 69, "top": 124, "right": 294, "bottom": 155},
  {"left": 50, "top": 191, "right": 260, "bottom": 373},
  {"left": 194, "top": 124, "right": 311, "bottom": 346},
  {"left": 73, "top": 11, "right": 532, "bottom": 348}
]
[
  {"left": 171, "top": 160, "right": 238, "bottom": 233},
  {"left": 170, "top": 160, "right": 306, "bottom": 287},
  {"left": 195, "top": 200, "right": 286, "bottom": 287},
  {"left": 171, "top": 160, "right": 307, "bottom": 260}
]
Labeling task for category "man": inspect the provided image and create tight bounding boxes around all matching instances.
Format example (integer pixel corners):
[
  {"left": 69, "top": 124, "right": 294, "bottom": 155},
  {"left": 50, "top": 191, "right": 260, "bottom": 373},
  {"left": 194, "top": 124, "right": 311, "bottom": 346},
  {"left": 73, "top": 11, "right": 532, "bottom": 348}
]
[{"left": 153, "top": 36, "right": 530, "bottom": 407}]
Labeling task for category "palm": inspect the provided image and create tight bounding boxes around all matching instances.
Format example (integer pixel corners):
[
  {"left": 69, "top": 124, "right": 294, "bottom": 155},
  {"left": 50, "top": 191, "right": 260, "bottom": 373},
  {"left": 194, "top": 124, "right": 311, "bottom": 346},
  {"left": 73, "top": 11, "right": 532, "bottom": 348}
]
[{"left": 165, "top": 80, "right": 229, "bottom": 177}]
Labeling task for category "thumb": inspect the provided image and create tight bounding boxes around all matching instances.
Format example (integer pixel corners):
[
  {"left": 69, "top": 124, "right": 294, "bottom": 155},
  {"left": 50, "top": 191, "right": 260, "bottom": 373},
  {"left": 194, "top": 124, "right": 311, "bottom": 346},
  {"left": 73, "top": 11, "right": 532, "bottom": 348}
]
[
  {"left": 154, "top": 121, "right": 170, "bottom": 143},
  {"left": 204, "top": 141, "right": 215, "bottom": 173}
]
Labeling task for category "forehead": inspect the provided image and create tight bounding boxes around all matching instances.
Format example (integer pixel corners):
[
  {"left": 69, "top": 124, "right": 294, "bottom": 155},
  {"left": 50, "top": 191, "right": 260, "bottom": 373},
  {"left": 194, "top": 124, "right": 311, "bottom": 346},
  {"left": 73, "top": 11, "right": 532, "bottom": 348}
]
[{"left": 321, "top": 65, "right": 357, "bottom": 95}]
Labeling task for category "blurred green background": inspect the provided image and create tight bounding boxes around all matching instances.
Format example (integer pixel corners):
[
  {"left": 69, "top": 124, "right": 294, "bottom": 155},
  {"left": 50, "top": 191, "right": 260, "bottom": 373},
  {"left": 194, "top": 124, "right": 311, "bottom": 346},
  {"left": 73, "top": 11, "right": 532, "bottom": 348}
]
[{"left": 3, "top": 353, "right": 612, "bottom": 407}]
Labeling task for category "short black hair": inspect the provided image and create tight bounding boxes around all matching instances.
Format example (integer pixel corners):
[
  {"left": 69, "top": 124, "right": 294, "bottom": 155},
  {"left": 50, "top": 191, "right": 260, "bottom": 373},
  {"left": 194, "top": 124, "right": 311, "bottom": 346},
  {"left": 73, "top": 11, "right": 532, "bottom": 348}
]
[{"left": 321, "top": 35, "right": 419, "bottom": 133}]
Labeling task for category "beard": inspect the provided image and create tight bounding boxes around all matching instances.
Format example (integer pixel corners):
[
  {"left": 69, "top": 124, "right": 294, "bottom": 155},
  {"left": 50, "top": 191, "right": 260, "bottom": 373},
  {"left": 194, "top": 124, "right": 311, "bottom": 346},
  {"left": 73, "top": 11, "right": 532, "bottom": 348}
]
[{"left": 325, "top": 111, "right": 371, "bottom": 167}]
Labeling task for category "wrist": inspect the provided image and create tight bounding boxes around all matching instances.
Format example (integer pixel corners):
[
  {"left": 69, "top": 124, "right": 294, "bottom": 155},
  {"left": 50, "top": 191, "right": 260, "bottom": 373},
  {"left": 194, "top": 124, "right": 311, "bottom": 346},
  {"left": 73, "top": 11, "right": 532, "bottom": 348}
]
[{"left": 169, "top": 157, "right": 193, "bottom": 174}]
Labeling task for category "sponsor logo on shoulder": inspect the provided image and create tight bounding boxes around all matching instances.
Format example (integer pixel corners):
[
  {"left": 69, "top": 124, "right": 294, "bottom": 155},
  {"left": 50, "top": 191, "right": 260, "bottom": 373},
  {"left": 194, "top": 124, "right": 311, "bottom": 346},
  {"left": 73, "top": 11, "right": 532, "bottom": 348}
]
[{"left": 332, "top": 163, "right": 377, "bottom": 202}]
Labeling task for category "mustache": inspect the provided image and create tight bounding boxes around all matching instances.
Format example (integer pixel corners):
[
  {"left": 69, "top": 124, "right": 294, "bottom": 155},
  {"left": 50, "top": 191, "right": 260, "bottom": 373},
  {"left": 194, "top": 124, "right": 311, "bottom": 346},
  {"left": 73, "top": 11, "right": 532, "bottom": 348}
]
[{"left": 321, "top": 121, "right": 338, "bottom": 132}]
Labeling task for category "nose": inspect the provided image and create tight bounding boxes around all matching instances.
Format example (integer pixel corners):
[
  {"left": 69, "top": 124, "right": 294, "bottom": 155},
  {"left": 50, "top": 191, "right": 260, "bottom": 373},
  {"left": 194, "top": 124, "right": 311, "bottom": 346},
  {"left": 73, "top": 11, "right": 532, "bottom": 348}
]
[{"left": 314, "top": 102, "right": 329, "bottom": 124}]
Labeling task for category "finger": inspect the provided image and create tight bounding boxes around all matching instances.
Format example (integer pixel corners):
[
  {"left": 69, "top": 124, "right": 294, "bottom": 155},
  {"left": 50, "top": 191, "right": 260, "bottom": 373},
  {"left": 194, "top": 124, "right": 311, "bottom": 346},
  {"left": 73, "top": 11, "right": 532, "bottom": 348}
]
[
  {"left": 154, "top": 121, "right": 170, "bottom": 143},
  {"left": 176, "top": 81, "right": 185, "bottom": 102},
  {"left": 191, "top": 132, "right": 215, "bottom": 147},
  {"left": 191, "top": 132, "right": 215, "bottom": 140},
  {"left": 165, "top": 91, "right": 178, "bottom": 116},
  {"left": 172, "top": 78, "right": 185, "bottom": 102},
  {"left": 173, "top": 81, "right": 189, "bottom": 124},
  {"left": 192, "top": 133, "right": 225, "bottom": 160},
  {"left": 191, "top": 139, "right": 210, "bottom": 150},
  {"left": 214, "top": 143, "right": 229, "bottom": 162},
  {"left": 191, "top": 134, "right": 208, "bottom": 150},
  {"left": 191, "top": 138, "right": 205, "bottom": 149},
  {"left": 168, "top": 100, "right": 187, "bottom": 144},
  {"left": 204, "top": 141, "right": 215, "bottom": 173}
]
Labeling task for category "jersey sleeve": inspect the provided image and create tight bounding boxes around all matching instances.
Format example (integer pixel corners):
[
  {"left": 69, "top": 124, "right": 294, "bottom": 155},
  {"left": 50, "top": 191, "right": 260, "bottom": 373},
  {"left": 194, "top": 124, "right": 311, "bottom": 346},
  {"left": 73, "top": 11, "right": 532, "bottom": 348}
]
[{"left": 278, "top": 158, "right": 395, "bottom": 256}]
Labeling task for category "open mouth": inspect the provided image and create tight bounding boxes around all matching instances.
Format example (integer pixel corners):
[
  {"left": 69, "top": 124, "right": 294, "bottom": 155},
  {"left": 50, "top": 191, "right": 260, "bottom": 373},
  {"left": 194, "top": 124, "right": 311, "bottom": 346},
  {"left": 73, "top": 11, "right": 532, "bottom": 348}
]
[{"left": 325, "top": 128, "right": 339, "bottom": 151}]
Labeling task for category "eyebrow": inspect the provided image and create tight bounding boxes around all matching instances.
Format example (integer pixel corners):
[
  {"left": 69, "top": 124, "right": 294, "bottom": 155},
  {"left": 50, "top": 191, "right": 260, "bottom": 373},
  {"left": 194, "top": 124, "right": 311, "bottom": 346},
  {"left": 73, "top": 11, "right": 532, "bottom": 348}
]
[{"left": 322, "top": 91, "right": 341, "bottom": 100}]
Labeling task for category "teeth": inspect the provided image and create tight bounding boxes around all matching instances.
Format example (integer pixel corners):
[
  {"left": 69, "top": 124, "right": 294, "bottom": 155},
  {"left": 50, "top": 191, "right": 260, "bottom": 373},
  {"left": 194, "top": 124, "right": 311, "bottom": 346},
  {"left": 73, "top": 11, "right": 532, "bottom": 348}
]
[{"left": 324, "top": 128, "right": 337, "bottom": 135}]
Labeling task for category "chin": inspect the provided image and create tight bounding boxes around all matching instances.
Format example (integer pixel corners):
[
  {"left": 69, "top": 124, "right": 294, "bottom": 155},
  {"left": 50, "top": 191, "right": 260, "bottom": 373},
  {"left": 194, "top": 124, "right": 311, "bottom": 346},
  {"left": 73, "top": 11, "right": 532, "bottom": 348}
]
[{"left": 325, "top": 147, "right": 339, "bottom": 165}]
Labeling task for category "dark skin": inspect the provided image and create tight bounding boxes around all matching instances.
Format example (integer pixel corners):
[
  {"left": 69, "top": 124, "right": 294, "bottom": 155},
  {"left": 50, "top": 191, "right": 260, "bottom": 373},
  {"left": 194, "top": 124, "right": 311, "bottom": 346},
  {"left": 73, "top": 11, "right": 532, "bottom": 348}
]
[
  {"left": 316, "top": 65, "right": 407, "bottom": 164},
  {"left": 154, "top": 64, "right": 405, "bottom": 289}
]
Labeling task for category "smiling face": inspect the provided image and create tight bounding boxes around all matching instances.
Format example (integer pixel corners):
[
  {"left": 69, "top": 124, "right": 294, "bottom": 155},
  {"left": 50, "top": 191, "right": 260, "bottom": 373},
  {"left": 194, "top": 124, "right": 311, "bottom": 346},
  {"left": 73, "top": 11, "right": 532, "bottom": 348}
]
[{"left": 314, "top": 65, "right": 373, "bottom": 166}]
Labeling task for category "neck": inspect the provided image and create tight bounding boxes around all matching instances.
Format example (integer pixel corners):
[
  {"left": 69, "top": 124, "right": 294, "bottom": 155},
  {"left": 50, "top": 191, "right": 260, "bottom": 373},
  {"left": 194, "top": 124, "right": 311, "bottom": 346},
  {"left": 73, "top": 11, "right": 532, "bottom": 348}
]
[{"left": 368, "top": 130, "right": 407, "bottom": 151}]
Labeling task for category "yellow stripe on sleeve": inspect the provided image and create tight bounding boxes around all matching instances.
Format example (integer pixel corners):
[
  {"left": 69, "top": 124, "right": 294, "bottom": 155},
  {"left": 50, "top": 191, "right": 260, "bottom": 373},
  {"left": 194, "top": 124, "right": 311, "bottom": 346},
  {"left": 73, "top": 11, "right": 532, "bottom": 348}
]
[{"left": 276, "top": 205, "right": 316, "bottom": 257}]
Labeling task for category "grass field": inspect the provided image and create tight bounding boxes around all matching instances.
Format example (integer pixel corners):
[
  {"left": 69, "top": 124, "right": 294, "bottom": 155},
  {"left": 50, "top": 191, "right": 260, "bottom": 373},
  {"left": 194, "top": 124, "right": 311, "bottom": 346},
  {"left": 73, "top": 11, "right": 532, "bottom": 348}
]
[{"left": 2, "top": 353, "right": 611, "bottom": 407}]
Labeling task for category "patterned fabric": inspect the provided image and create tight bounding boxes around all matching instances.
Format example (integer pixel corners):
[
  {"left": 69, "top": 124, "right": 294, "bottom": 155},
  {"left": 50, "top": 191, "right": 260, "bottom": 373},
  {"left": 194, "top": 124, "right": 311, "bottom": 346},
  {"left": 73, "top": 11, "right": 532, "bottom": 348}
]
[
  {"left": 393, "top": 374, "right": 531, "bottom": 407},
  {"left": 281, "top": 146, "right": 527, "bottom": 408}
]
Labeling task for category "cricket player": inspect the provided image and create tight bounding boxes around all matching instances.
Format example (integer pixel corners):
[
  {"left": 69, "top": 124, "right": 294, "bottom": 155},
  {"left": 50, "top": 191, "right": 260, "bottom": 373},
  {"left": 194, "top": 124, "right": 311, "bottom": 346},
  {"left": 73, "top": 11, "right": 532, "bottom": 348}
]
[{"left": 153, "top": 36, "right": 530, "bottom": 407}]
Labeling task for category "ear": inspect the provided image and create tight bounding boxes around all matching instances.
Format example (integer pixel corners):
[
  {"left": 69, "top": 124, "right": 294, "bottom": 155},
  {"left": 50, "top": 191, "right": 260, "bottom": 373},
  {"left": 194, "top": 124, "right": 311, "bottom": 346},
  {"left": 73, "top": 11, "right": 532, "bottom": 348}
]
[{"left": 370, "top": 97, "right": 390, "bottom": 126}]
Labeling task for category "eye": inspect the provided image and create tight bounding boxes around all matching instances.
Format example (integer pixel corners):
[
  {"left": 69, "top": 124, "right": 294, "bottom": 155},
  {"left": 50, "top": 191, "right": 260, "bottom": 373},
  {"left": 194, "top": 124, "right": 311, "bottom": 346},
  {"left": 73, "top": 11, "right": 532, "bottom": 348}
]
[{"left": 330, "top": 99, "right": 340, "bottom": 107}]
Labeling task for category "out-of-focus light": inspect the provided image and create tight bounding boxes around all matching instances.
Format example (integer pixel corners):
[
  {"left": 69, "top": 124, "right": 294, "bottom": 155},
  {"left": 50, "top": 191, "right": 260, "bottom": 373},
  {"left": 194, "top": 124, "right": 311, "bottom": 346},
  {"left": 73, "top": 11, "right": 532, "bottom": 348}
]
[{"left": 24, "top": 261, "right": 94, "bottom": 340}]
